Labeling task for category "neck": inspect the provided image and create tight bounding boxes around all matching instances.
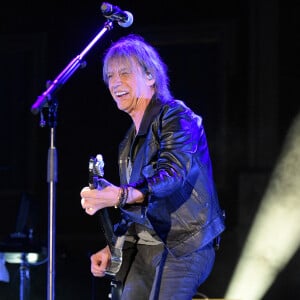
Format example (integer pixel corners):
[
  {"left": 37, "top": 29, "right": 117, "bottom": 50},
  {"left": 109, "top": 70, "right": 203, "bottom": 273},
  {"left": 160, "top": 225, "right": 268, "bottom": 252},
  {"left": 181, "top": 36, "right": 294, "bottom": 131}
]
[
  {"left": 131, "top": 107, "right": 146, "bottom": 133},
  {"left": 129, "top": 96, "right": 152, "bottom": 132}
]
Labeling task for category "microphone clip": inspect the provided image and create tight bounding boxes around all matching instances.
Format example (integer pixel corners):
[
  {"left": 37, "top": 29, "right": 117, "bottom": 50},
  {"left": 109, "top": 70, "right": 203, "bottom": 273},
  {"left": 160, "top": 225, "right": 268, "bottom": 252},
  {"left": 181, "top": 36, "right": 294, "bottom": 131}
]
[{"left": 100, "top": 2, "right": 134, "bottom": 28}]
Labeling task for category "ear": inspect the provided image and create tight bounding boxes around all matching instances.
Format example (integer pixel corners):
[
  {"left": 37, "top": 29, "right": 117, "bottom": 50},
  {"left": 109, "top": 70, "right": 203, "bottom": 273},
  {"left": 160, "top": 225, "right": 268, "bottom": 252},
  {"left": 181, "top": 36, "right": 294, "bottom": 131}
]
[{"left": 145, "top": 73, "right": 155, "bottom": 86}]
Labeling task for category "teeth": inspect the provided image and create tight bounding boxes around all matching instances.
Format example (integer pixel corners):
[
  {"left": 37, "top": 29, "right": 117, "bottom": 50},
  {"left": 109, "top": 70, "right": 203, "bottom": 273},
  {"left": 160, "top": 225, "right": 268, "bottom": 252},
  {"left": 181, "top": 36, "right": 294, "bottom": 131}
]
[{"left": 115, "top": 91, "right": 127, "bottom": 96}]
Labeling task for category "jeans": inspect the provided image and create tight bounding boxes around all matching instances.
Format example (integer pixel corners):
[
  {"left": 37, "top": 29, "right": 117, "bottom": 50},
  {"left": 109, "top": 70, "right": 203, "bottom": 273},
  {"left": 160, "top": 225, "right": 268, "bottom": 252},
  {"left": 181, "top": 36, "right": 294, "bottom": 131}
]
[{"left": 116, "top": 241, "right": 215, "bottom": 300}]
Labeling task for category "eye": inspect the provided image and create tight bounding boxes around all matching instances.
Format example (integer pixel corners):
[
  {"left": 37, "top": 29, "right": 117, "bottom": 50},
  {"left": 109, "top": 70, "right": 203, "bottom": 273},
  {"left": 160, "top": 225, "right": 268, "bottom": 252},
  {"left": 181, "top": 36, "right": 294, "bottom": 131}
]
[{"left": 119, "top": 70, "right": 131, "bottom": 77}]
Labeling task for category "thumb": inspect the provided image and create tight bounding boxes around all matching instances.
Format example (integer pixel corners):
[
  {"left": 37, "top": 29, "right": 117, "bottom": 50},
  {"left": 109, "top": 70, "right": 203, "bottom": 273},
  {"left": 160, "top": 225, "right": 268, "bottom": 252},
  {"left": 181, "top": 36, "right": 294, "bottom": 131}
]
[{"left": 97, "top": 178, "right": 112, "bottom": 189}]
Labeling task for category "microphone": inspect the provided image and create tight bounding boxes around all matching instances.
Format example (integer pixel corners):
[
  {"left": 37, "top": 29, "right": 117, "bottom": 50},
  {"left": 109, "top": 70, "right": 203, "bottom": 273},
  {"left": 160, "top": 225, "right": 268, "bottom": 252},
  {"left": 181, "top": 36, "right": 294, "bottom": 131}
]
[{"left": 101, "top": 2, "right": 133, "bottom": 28}]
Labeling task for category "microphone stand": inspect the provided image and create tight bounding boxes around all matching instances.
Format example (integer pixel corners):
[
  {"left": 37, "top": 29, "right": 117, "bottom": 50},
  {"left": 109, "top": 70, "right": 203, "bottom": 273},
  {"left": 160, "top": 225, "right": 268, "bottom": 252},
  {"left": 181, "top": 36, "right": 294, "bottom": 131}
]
[{"left": 30, "top": 20, "right": 114, "bottom": 300}]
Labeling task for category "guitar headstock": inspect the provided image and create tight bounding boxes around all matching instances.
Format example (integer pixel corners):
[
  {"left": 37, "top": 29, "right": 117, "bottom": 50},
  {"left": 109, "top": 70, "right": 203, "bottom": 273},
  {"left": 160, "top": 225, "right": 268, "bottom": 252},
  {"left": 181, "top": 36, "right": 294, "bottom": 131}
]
[{"left": 89, "top": 154, "right": 104, "bottom": 189}]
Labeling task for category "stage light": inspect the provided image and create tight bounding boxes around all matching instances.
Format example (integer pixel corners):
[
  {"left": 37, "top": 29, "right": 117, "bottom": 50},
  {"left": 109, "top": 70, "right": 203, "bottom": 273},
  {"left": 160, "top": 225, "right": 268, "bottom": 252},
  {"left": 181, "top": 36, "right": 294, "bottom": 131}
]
[
  {"left": 4, "top": 252, "right": 40, "bottom": 264},
  {"left": 225, "top": 113, "right": 300, "bottom": 300}
]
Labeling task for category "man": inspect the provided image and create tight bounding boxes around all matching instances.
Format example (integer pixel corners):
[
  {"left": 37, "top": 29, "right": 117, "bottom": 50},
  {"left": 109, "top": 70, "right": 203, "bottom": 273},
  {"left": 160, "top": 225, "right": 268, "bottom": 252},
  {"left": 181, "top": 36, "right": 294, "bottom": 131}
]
[{"left": 80, "top": 34, "right": 225, "bottom": 300}]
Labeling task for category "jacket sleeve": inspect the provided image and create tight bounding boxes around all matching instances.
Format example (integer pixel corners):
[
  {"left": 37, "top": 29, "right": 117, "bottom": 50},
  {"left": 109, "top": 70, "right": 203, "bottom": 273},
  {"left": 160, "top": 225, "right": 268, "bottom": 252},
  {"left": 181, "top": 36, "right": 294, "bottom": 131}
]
[{"left": 145, "top": 100, "right": 205, "bottom": 197}]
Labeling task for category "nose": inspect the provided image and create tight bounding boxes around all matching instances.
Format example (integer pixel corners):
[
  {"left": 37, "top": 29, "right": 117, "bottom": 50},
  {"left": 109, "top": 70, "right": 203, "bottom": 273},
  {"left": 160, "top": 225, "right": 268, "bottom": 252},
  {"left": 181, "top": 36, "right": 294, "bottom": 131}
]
[
  {"left": 110, "top": 73, "right": 122, "bottom": 86},
  {"left": 109, "top": 76, "right": 122, "bottom": 94}
]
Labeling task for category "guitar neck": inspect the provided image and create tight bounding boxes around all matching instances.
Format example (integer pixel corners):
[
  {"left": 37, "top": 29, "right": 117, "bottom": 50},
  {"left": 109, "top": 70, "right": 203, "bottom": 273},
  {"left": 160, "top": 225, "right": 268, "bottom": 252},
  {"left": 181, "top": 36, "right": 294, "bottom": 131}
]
[{"left": 98, "top": 208, "right": 115, "bottom": 249}]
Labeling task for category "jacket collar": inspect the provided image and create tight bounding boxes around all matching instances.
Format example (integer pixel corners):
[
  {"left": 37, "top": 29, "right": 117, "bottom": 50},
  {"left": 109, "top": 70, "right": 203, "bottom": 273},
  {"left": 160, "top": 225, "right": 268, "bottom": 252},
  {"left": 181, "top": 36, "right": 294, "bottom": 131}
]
[
  {"left": 136, "top": 96, "right": 163, "bottom": 137},
  {"left": 118, "top": 96, "right": 164, "bottom": 184}
]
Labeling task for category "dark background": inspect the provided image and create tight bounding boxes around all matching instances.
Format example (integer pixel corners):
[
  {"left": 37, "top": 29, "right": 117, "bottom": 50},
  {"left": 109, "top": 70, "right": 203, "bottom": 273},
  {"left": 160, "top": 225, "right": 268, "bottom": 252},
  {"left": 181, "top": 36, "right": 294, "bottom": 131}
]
[{"left": 0, "top": 0, "right": 299, "bottom": 299}]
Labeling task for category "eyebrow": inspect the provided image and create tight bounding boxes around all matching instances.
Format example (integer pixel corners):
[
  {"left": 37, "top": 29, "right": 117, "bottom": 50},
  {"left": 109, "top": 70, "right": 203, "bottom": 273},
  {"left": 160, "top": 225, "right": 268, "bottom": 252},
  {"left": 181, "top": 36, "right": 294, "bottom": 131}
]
[{"left": 107, "top": 65, "right": 132, "bottom": 73}]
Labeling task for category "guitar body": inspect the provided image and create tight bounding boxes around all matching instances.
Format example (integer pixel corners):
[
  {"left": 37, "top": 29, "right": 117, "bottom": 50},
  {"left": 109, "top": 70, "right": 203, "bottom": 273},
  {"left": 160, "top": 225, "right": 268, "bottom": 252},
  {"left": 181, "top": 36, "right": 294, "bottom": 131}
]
[{"left": 110, "top": 280, "right": 123, "bottom": 300}]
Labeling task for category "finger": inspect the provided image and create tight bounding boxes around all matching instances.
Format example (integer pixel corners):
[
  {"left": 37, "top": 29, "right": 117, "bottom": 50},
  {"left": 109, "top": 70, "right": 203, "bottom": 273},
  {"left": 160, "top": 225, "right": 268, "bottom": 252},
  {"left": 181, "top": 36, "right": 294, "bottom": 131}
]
[
  {"left": 85, "top": 207, "right": 95, "bottom": 215},
  {"left": 92, "top": 263, "right": 107, "bottom": 276},
  {"left": 91, "top": 268, "right": 106, "bottom": 277},
  {"left": 91, "top": 263, "right": 106, "bottom": 274},
  {"left": 80, "top": 186, "right": 90, "bottom": 197}
]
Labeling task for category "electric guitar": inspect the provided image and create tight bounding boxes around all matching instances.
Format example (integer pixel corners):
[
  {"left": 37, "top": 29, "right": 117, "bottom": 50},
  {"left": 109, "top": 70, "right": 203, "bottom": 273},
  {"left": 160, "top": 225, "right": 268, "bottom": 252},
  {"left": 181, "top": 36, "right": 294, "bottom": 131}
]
[{"left": 88, "top": 154, "right": 125, "bottom": 277}]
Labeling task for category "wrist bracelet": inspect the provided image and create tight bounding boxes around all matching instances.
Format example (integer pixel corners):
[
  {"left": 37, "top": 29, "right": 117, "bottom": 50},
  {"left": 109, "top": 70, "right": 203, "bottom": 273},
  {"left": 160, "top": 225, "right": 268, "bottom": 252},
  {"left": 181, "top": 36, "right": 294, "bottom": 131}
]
[
  {"left": 115, "top": 186, "right": 124, "bottom": 208},
  {"left": 119, "top": 185, "right": 129, "bottom": 208},
  {"left": 115, "top": 185, "right": 129, "bottom": 209}
]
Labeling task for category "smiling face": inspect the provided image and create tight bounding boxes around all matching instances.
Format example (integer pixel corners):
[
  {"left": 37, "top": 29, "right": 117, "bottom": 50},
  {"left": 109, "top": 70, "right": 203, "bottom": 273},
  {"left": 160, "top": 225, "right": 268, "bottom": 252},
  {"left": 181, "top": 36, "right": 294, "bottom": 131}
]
[{"left": 106, "top": 57, "right": 155, "bottom": 115}]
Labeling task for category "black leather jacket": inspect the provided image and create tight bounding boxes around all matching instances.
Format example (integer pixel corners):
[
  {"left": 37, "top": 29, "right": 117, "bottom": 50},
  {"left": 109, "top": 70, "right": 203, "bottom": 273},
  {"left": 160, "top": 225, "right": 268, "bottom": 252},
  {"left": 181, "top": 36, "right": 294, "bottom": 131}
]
[{"left": 118, "top": 97, "right": 225, "bottom": 257}]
